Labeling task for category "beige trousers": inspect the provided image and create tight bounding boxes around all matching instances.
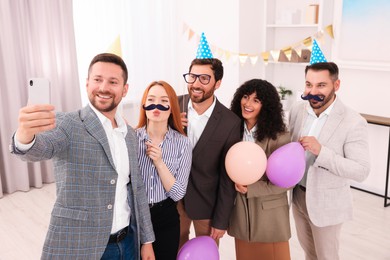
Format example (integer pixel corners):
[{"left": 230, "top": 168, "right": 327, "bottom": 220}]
[{"left": 292, "top": 187, "right": 342, "bottom": 260}]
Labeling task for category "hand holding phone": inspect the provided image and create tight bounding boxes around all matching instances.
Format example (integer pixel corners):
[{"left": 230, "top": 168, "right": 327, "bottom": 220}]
[
  {"left": 28, "top": 78, "right": 51, "bottom": 105},
  {"left": 18, "top": 78, "right": 55, "bottom": 144}
]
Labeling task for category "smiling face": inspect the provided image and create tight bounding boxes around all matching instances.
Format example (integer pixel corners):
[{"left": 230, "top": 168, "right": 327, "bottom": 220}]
[
  {"left": 87, "top": 61, "right": 128, "bottom": 118},
  {"left": 144, "top": 84, "right": 171, "bottom": 124},
  {"left": 187, "top": 64, "right": 220, "bottom": 105},
  {"left": 241, "top": 92, "right": 262, "bottom": 129},
  {"left": 305, "top": 69, "right": 340, "bottom": 115}
]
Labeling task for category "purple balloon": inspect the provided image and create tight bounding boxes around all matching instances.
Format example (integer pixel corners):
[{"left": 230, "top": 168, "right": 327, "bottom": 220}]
[
  {"left": 266, "top": 142, "right": 306, "bottom": 188},
  {"left": 177, "top": 236, "right": 219, "bottom": 260}
]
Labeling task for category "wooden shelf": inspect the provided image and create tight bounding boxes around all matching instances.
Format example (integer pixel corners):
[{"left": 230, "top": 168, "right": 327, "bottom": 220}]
[
  {"left": 267, "top": 61, "right": 309, "bottom": 66},
  {"left": 266, "top": 24, "right": 318, "bottom": 28}
]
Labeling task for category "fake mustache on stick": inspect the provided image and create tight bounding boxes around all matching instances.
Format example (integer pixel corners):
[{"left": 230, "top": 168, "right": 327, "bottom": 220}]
[
  {"left": 142, "top": 104, "right": 170, "bottom": 111},
  {"left": 301, "top": 94, "right": 324, "bottom": 101}
]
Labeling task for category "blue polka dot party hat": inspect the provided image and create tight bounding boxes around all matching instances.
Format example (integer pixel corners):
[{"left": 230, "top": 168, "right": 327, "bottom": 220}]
[
  {"left": 196, "top": 32, "right": 213, "bottom": 59},
  {"left": 309, "top": 39, "right": 327, "bottom": 64}
]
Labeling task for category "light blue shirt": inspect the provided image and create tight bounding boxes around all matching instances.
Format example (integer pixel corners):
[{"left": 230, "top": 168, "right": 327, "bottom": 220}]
[{"left": 243, "top": 123, "right": 257, "bottom": 142}]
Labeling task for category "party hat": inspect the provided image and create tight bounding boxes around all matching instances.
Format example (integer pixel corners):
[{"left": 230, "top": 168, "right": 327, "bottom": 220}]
[
  {"left": 107, "top": 35, "right": 122, "bottom": 57},
  {"left": 309, "top": 39, "right": 327, "bottom": 64},
  {"left": 196, "top": 32, "right": 213, "bottom": 59}
]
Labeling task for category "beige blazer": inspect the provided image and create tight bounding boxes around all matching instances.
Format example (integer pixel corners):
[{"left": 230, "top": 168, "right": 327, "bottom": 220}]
[
  {"left": 289, "top": 99, "right": 370, "bottom": 227},
  {"left": 228, "top": 132, "right": 292, "bottom": 242}
]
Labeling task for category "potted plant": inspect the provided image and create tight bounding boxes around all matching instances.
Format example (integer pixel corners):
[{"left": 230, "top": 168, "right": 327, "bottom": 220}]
[
  {"left": 277, "top": 86, "right": 293, "bottom": 100},
  {"left": 277, "top": 86, "right": 293, "bottom": 111}
]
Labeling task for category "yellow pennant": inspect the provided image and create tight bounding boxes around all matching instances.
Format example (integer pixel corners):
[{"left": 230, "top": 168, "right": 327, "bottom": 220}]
[
  {"left": 107, "top": 35, "right": 122, "bottom": 57},
  {"left": 325, "top": 24, "right": 334, "bottom": 39},
  {"left": 261, "top": 52, "right": 270, "bottom": 63}
]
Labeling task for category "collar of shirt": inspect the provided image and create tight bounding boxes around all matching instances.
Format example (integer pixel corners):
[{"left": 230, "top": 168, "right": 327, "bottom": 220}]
[
  {"left": 88, "top": 103, "right": 128, "bottom": 137},
  {"left": 188, "top": 96, "right": 216, "bottom": 118},
  {"left": 243, "top": 123, "right": 257, "bottom": 142},
  {"left": 306, "top": 95, "right": 337, "bottom": 119}
]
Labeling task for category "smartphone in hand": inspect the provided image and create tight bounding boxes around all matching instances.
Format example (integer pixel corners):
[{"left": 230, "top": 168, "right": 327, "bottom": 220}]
[{"left": 27, "top": 78, "right": 51, "bottom": 105}]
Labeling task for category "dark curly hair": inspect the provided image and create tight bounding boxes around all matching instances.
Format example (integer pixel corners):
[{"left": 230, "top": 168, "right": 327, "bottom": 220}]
[{"left": 230, "top": 79, "right": 287, "bottom": 142}]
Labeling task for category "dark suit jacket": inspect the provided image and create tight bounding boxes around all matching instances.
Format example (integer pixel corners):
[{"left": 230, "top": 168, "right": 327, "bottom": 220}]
[
  {"left": 179, "top": 95, "right": 241, "bottom": 230},
  {"left": 10, "top": 105, "right": 154, "bottom": 259}
]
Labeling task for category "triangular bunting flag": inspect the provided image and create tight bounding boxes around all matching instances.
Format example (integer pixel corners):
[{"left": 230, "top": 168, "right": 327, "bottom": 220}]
[
  {"left": 249, "top": 55, "right": 259, "bottom": 65},
  {"left": 261, "top": 52, "right": 270, "bottom": 63},
  {"left": 239, "top": 54, "right": 248, "bottom": 65},
  {"left": 270, "top": 50, "right": 280, "bottom": 62},
  {"left": 188, "top": 29, "right": 195, "bottom": 40},
  {"left": 107, "top": 35, "right": 122, "bottom": 57},
  {"left": 325, "top": 24, "right": 334, "bottom": 39}
]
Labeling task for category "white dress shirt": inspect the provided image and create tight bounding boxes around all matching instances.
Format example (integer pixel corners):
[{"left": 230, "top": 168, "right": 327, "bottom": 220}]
[
  {"left": 89, "top": 104, "right": 130, "bottom": 234},
  {"left": 187, "top": 97, "right": 216, "bottom": 148},
  {"left": 299, "top": 97, "right": 337, "bottom": 187}
]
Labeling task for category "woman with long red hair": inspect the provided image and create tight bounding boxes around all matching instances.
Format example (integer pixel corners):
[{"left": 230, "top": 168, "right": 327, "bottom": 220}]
[{"left": 136, "top": 81, "right": 192, "bottom": 260}]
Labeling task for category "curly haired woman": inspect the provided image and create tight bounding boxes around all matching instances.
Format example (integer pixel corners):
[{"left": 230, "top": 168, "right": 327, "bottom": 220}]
[{"left": 228, "top": 79, "right": 292, "bottom": 260}]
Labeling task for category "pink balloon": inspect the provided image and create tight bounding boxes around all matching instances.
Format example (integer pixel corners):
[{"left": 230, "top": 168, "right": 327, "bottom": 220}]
[
  {"left": 177, "top": 236, "right": 219, "bottom": 260},
  {"left": 225, "top": 141, "right": 267, "bottom": 185},
  {"left": 266, "top": 142, "right": 306, "bottom": 188}
]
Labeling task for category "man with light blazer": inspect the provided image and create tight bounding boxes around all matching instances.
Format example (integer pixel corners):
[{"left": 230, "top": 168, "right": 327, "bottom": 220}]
[{"left": 289, "top": 53, "right": 370, "bottom": 259}]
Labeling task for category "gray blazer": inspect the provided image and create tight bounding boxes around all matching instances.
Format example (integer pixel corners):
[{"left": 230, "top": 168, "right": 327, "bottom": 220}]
[
  {"left": 10, "top": 105, "right": 154, "bottom": 259},
  {"left": 289, "top": 99, "right": 370, "bottom": 227}
]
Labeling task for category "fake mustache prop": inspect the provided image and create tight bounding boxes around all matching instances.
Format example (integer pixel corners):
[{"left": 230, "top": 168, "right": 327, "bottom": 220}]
[
  {"left": 143, "top": 104, "right": 170, "bottom": 111},
  {"left": 301, "top": 94, "right": 324, "bottom": 102}
]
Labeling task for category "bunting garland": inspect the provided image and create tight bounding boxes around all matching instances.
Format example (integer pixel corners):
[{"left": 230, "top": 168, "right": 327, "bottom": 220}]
[{"left": 182, "top": 23, "right": 334, "bottom": 65}]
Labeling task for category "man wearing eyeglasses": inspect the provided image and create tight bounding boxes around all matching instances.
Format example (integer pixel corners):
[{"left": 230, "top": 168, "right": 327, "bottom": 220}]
[{"left": 177, "top": 58, "right": 241, "bottom": 248}]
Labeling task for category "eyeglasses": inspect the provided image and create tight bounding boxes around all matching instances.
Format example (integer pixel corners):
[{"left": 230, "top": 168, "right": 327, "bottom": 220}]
[{"left": 183, "top": 73, "right": 211, "bottom": 85}]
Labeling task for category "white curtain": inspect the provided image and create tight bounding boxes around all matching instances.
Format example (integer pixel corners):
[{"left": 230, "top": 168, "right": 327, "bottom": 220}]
[
  {"left": 72, "top": 0, "right": 181, "bottom": 127},
  {"left": 0, "top": 0, "right": 81, "bottom": 197}
]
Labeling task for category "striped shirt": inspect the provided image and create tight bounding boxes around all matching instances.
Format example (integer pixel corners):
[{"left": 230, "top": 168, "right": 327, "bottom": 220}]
[{"left": 136, "top": 126, "right": 192, "bottom": 204}]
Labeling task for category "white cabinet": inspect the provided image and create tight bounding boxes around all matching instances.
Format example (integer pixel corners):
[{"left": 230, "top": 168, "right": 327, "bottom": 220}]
[{"left": 261, "top": 0, "right": 334, "bottom": 105}]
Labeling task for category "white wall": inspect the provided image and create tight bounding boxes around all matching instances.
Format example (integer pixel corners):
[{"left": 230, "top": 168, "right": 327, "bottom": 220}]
[
  {"left": 234, "top": 0, "right": 390, "bottom": 197},
  {"left": 332, "top": 0, "right": 389, "bottom": 198},
  {"left": 238, "top": 0, "right": 266, "bottom": 85},
  {"left": 176, "top": 0, "right": 240, "bottom": 107},
  {"left": 73, "top": 1, "right": 390, "bottom": 197}
]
